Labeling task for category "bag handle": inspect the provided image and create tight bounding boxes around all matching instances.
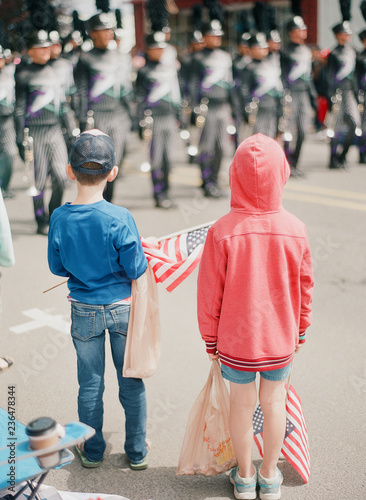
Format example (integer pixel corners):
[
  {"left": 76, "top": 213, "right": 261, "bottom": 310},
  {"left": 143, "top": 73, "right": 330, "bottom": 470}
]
[{"left": 285, "top": 359, "right": 294, "bottom": 403}]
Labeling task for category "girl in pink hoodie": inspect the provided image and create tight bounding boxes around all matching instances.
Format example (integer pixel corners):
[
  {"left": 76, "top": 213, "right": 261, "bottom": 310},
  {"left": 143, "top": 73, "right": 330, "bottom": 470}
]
[{"left": 197, "top": 134, "right": 314, "bottom": 500}]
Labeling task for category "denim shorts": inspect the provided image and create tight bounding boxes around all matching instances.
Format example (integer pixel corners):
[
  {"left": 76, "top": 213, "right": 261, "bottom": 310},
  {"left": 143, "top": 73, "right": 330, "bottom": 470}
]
[{"left": 221, "top": 363, "right": 292, "bottom": 384}]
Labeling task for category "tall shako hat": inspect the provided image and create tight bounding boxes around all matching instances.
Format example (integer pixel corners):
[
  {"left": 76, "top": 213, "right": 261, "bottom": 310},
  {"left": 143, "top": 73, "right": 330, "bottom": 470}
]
[
  {"left": 201, "top": 0, "right": 224, "bottom": 36},
  {"left": 266, "top": 4, "right": 281, "bottom": 43},
  {"left": 189, "top": 4, "right": 204, "bottom": 44},
  {"left": 237, "top": 9, "right": 252, "bottom": 45},
  {"left": 22, "top": 0, "right": 58, "bottom": 49},
  {"left": 63, "top": 11, "right": 84, "bottom": 54},
  {"left": 69, "top": 11, "right": 85, "bottom": 44},
  {"left": 146, "top": 0, "right": 170, "bottom": 37},
  {"left": 87, "top": 0, "right": 115, "bottom": 33},
  {"left": 332, "top": 0, "right": 352, "bottom": 34},
  {"left": 115, "top": 8, "right": 123, "bottom": 39},
  {"left": 0, "top": 20, "right": 11, "bottom": 53},
  {"left": 250, "top": 2, "right": 269, "bottom": 48},
  {"left": 286, "top": 0, "right": 306, "bottom": 32},
  {"left": 252, "top": 2, "right": 269, "bottom": 34},
  {"left": 359, "top": 1, "right": 366, "bottom": 40}
]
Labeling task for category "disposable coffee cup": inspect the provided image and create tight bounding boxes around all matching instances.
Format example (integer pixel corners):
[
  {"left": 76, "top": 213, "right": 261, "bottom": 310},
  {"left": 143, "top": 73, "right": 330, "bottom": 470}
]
[{"left": 26, "top": 417, "right": 65, "bottom": 468}]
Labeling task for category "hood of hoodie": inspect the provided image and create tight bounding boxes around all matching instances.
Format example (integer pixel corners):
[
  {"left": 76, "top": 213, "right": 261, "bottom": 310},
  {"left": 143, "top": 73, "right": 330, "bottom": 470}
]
[{"left": 229, "top": 133, "right": 291, "bottom": 213}]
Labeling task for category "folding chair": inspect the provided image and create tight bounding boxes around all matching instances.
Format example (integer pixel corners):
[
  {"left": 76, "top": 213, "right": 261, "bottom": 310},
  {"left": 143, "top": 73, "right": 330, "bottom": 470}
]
[{"left": 0, "top": 408, "right": 95, "bottom": 500}]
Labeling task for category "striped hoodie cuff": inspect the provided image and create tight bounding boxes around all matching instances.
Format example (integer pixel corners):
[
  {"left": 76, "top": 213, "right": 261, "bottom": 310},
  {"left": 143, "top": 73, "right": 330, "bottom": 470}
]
[
  {"left": 205, "top": 341, "right": 217, "bottom": 354},
  {"left": 299, "top": 332, "right": 306, "bottom": 344}
]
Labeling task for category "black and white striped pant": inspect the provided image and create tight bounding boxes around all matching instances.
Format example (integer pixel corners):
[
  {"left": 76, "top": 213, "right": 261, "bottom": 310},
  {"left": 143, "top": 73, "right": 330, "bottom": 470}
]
[
  {"left": 149, "top": 113, "right": 177, "bottom": 197},
  {"left": 197, "top": 102, "right": 232, "bottom": 187},
  {"left": 92, "top": 108, "right": 131, "bottom": 202},
  {"left": 285, "top": 90, "right": 311, "bottom": 167},
  {"left": 253, "top": 105, "right": 279, "bottom": 139},
  {"left": 29, "top": 124, "right": 68, "bottom": 224},
  {"left": 332, "top": 90, "right": 361, "bottom": 159},
  {"left": 0, "top": 115, "right": 17, "bottom": 191}
]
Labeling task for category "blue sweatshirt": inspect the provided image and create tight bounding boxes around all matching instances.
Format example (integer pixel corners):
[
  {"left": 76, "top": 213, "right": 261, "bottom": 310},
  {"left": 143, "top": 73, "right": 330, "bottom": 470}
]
[{"left": 48, "top": 200, "right": 148, "bottom": 304}]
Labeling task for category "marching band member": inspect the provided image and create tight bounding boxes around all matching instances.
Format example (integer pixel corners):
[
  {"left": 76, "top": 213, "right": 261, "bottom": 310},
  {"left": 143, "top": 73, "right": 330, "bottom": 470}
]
[
  {"left": 74, "top": 12, "right": 133, "bottom": 202},
  {"left": 280, "top": 16, "right": 313, "bottom": 176},
  {"left": 232, "top": 10, "right": 252, "bottom": 146},
  {"left": 135, "top": 33, "right": 181, "bottom": 209},
  {"left": 15, "top": 30, "right": 71, "bottom": 235},
  {"left": 327, "top": 19, "right": 360, "bottom": 169},
  {"left": 190, "top": 20, "right": 234, "bottom": 198},
  {"left": 240, "top": 33, "right": 283, "bottom": 140},
  {"left": 49, "top": 31, "right": 79, "bottom": 153}
]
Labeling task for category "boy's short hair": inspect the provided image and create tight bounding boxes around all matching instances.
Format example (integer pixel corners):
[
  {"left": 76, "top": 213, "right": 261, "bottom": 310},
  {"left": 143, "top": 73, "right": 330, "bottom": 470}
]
[
  {"left": 72, "top": 161, "right": 110, "bottom": 185},
  {"left": 70, "top": 129, "right": 115, "bottom": 185}
]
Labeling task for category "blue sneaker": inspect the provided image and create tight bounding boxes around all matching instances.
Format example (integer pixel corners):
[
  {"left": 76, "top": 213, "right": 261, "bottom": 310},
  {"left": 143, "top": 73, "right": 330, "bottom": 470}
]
[
  {"left": 229, "top": 466, "right": 257, "bottom": 500},
  {"left": 258, "top": 467, "right": 283, "bottom": 500}
]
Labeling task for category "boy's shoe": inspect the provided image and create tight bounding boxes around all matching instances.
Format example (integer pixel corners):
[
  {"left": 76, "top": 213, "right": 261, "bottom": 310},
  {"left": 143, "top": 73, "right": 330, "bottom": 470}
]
[
  {"left": 75, "top": 444, "right": 103, "bottom": 468},
  {"left": 258, "top": 467, "right": 283, "bottom": 500},
  {"left": 229, "top": 466, "right": 257, "bottom": 500},
  {"left": 129, "top": 439, "right": 151, "bottom": 471}
]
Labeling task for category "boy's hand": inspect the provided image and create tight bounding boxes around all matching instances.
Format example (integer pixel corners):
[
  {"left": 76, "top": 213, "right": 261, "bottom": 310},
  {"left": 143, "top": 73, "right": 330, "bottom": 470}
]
[
  {"left": 208, "top": 353, "right": 219, "bottom": 361},
  {"left": 295, "top": 344, "right": 302, "bottom": 353}
]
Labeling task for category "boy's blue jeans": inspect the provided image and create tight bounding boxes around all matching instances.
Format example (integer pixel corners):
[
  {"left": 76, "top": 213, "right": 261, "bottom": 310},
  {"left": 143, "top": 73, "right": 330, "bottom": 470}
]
[{"left": 70, "top": 301, "right": 147, "bottom": 463}]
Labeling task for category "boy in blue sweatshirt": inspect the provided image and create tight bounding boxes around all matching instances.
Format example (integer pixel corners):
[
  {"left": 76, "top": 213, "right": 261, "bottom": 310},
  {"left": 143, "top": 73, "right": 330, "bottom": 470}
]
[{"left": 48, "top": 129, "right": 149, "bottom": 469}]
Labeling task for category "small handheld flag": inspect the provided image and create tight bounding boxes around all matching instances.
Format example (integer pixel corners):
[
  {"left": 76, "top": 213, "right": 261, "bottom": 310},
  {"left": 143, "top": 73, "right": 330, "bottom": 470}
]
[
  {"left": 253, "top": 384, "right": 310, "bottom": 483},
  {"left": 141, "top": 222, "right": 213, "bottom": 292}
]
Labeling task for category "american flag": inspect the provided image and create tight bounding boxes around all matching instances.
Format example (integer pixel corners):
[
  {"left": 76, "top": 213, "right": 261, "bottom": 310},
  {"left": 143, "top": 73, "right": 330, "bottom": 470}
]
[
  {"left": 253, "top": 385, "right": 310, "bottom": 483},
  {"left": 141, "top": 224, "right": 212, "bottom": 292}
]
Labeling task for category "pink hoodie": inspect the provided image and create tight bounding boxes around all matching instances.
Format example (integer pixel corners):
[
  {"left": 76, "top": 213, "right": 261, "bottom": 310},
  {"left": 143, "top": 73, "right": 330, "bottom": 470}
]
[{"left": 197, "top": 134, "right": 314, "bottom": 371}]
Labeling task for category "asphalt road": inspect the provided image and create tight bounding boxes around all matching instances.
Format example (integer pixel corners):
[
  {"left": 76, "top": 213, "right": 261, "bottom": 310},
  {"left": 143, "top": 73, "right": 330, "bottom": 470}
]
[{"left": 0, "top": 131, "right": 365, "bottom": 500}]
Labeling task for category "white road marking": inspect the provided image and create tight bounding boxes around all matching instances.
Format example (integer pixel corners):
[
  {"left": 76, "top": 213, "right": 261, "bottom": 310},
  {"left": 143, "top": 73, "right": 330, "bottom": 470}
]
[{"left": 10, "top": 308, "right": 70, "bottom": 335}]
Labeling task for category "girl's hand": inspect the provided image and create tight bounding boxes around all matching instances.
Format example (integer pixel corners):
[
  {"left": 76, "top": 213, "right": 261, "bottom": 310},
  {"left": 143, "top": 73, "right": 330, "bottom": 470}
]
[{"left": 208, "top": 353, "right": 219, "bottom": 361}]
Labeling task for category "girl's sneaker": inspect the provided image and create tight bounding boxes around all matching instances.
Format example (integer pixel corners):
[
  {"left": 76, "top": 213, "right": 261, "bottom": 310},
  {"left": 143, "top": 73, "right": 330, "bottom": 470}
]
[
  {"left": 229, "top": 466, "right": 257, "bottom": 500},
  {"left": 258, "top": 467, "right": 283, "bottom": 500}
]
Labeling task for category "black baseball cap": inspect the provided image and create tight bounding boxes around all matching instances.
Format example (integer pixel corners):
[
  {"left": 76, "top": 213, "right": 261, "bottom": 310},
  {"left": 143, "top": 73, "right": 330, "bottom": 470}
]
[{"left": 70, "top": 129, "right": 115, "bottom": 175}]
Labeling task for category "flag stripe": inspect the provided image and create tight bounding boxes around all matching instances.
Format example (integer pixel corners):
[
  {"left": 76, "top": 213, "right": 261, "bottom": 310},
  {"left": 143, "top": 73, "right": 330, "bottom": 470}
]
[
  {"left": 163, "top": 246, "right": 203, "bottom": 291},
  {"left": 285, "top": 432, "right": 310, "bottom": 473},
  {"left": 166, "top": 250, "right": 203, "bottom": 292},
  {"left": 253, "top": 435, "right": 263, "bottom": 457},
  {"left": 175, "top": 235, "right": 183, "bottom": 262},
  {"left": 286, "top": 402, "right": 310, "bottom": 459},
  {"left": 281, "top": 448, "right": 309, "bottom": 483}
]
